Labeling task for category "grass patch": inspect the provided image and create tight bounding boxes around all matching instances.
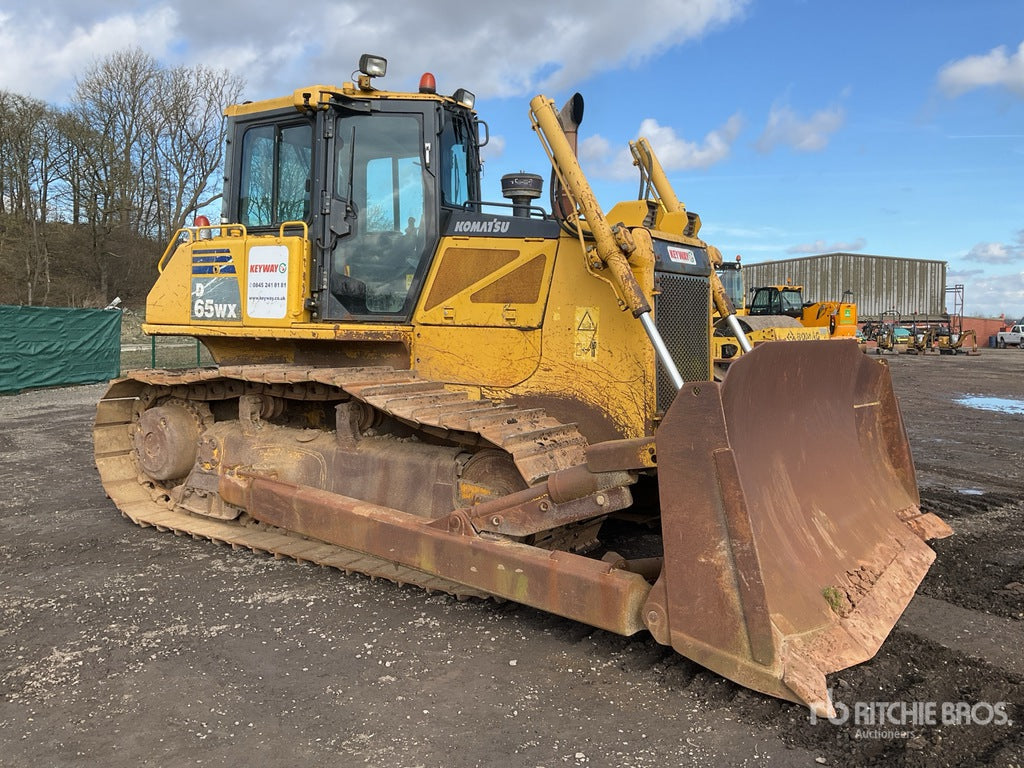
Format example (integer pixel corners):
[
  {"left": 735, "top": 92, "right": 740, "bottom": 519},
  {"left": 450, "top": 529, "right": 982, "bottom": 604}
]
[{"left": 822, "top": 585, "right": 846, "bottom": 615}]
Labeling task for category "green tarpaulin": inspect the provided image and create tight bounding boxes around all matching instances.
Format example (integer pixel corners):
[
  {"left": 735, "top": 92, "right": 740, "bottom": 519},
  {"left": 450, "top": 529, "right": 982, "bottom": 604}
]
[{"left": 0, "top": 305, "right": 121, "bottom": 394}]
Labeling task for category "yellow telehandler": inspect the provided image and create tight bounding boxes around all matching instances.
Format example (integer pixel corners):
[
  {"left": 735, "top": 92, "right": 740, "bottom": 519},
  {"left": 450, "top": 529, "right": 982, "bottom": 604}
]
[{"left": 94, "top": 54, "right": 950, "bottom": 717}]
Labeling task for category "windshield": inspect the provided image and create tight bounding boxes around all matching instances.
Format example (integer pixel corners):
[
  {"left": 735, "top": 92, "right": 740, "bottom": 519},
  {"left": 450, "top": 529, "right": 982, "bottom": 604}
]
[
  {"left": 330, "top": 113, "right": 429, "bottom": 316},
  {"left": 750, "top": 287, "right": 803, "bottom": 317},
  {"left": 779, "top": 289, "right": 803, "bottom": 314},
  {"left": 717, "top": 268, "right": 744, "bottom": 310}
]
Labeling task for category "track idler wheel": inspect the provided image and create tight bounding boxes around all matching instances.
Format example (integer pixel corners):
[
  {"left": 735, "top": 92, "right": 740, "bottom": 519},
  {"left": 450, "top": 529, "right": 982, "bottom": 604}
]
[
  {"left": 133, "top": 400, "right": 202, "bottom": 481},
  {"left": 458, "top": 449, "right": 528, "bottom": 506}
]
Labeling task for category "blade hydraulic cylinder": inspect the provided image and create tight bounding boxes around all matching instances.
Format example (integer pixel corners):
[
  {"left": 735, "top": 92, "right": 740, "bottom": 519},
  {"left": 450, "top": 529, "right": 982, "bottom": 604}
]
[
  {"left": 630, "top": 137, "right": 752, "bottom": 354},
  {"left": 530, "top": 96, "right": 687, "bottom": 387}
]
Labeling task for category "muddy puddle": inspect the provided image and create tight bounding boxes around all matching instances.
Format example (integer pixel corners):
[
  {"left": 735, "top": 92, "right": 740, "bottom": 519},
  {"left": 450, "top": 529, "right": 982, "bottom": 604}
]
[{"left": 955, "top": 395, "right": 1024, "bottom": 415}]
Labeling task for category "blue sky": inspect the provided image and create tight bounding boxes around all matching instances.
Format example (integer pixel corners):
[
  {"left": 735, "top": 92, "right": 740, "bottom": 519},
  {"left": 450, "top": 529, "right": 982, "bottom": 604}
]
[{"left": 1, "top": 0, "right": 1021, "bottom": 318}]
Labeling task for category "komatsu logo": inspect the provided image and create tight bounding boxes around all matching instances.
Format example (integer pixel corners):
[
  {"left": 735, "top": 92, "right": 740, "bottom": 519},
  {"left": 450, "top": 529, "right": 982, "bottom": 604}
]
[
  {"left": 250, "top": 262, "right": 287, "bottom": 273},
  {"left": 453, "top": 219, "right": 511, "bottom": 234}
]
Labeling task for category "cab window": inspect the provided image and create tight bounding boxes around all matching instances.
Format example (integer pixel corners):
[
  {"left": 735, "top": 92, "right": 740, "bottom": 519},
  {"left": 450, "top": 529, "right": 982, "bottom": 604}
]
[
  {"left": 238, "top": 122, "right": 313, "bottom": 227},
  {"left": 439, "top": 111, "right": 476, "bottom": 209},
  {"left": 780, "top": 290, "right": 803, "bottom": 314}
]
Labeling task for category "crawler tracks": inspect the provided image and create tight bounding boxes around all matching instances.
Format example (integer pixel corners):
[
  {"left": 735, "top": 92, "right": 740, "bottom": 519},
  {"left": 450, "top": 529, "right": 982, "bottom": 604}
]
[{"left": 94, "top": 364, "right": 591, "bottom": 600}]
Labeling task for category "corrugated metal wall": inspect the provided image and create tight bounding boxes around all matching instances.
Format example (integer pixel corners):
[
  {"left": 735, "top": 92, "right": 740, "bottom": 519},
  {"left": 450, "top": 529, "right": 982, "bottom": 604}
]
[{"left": 741, "top": 253, "right": 947, "bottom": 320}]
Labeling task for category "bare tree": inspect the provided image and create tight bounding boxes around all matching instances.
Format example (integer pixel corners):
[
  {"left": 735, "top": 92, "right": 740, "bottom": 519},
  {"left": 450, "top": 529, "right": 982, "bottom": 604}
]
[
  {"left": 0, "top": 48, "right": 243, "bottom": 306},
  {"left": 66, "top": 49, "right": 160, "bottom": 297},
  {"left": 73, "top": 49, "right": 161, "bottom": 231},
  {"left": 0, "top": 92, "right": 47, "bottom": 220},
  {"left": 0, "top": 91, "right": 59, "bottom": 304},
  {"left": 150, "top": 64, "right": 244, "bottom": 239}
]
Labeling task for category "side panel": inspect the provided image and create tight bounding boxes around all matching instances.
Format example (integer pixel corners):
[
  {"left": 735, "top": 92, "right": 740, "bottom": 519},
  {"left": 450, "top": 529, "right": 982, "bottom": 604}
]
[
  {"left": 411, "top": 233, "right": 552, "bottom": 389},
  {"left": 147, "top": 232, "right": 313, "bottom": 329},
  {"left": 414, "top": 230, "right": 659, "bottom": 443},
  {"left": 415, "top": 236, "right": 557, "bottom": 329},
  {"left": 516, "top": 244, "right": 657, "bottom": 441},
  {"left": 414, "top": 325, "right": 542, "bottom": 389}
]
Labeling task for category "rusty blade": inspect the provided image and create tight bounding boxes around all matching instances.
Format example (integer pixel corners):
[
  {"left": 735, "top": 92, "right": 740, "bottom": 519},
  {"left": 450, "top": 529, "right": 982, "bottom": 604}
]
[{"left": 645, "top": 339, "right": 951, "bottom": 715}]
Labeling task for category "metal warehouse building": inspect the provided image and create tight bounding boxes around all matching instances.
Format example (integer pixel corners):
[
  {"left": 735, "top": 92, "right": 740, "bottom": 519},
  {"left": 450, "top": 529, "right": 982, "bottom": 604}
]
[{"left": 741, "top": 252, "right": 947, "bottom": 322}]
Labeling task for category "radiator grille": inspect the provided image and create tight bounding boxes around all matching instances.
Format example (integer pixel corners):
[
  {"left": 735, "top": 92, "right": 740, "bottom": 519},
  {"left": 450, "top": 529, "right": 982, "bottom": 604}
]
[{"left": 654, "top": 273, "right": 711, "bottom": 412}]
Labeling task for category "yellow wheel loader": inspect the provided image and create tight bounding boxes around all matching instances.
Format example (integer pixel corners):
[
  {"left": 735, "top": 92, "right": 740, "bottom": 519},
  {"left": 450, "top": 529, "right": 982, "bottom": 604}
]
[{"left": 94, "top": 54, "right": 951, "bottom": 717}]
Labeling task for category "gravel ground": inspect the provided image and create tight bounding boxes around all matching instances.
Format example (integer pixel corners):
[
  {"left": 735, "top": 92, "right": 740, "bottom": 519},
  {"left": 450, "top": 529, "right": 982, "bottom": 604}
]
[{"left": 0, "top": 349, "right": 1021, "bottom": 767}]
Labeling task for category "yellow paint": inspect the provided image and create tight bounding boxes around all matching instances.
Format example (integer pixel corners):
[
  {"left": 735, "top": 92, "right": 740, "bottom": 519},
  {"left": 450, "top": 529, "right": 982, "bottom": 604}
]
[
  {"left": 146, "top": 228, "right": 312, "bottom": 329},
  {"left": 415, "top": 325, "right": 542, "bottom": 388},
  {"left": 415, "top": 237, "right": 555, "bottom": 328},
  {"left": 146, "top": 197, "right": 705, "bottom": 443},
  {"left": 459, "top": 481, "right": 494, "bottom": 503},
  {"left": 409, "top": 228, "right": 663, "bottom": 440}
]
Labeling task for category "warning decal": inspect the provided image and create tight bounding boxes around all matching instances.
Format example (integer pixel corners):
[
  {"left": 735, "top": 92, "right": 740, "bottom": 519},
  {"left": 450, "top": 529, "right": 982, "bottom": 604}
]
[{"left": 574, "top": 306, "right": 599, "bottom": 359}]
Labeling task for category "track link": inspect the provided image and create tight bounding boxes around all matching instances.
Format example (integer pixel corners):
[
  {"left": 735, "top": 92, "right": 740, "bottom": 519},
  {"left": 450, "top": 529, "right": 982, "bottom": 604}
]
[{"left": 94, "top": 364, "right": 592, "bottom": 600}]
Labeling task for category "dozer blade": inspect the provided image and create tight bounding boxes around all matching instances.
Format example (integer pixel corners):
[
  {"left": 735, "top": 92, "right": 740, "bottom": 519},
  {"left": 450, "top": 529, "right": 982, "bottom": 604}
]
[{"left": 644, "top": 339, "right": 951, "bottom": 716}]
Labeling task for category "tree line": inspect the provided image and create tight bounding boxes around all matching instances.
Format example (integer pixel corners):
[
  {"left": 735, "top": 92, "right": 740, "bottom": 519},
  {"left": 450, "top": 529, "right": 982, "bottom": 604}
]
[{"left": 0, "top": 48, "right": 243, "bottom": 308}]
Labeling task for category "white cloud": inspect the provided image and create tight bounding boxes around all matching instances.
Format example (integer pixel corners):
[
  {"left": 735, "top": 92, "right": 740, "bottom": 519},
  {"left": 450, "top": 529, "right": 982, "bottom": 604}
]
[
  {"left": 0, "top": 8, "right": 177, "bottom": 101},
  {"left": 0, "top": 0, "right": 751, "bottom": 104},
  {"left": 938, "top": 40, "right": 1024, "bottom": 98},
  {"left": 638, "top": 115, "right": 744, "bottom": 171},
  {"left": 306, "top": 0, "right": 750, "bottom": 101},
  {"left": 964, "top": 230, "right": 1024, "bottom": 265},
  {"left": 579, "top": 134, "right": 614, "bottom": 166},
  {"left": 480, "top": 134, "right": 507, "bottom": 163},
  {"left": 965, "top": 242, "right": 1015, "bottom": 265},
  {"left": 756, "top": 102, "right": 845, "bottom": 153},
  {"left": 955, "top": 271, "right": 1024, "bottom": 319},
  {"left": 581, "top": 114, "right": 743, "bottom": 179},
  {"left": 952, "top": 232, "right": 1024, "bottom": 316},
  {"left": 786, "top": 238, "right": 866, "bottom": 255}
]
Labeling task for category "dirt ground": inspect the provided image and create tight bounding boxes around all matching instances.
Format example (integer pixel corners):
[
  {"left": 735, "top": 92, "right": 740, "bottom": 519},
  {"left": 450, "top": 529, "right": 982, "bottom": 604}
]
[{"left": 0, "top": 348, "right": 1021, "bottom": 767}]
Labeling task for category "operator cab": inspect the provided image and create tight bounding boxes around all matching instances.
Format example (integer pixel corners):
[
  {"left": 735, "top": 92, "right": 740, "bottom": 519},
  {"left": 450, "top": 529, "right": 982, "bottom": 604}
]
[
  {"left": 715, "top": 260, "right": 744, "bottom": 311},
  {"left": 748, "top": 286, "right": 804, "bottom": 318},
  {"left": 223, "top": 55, "right": 482, "bottom": 323}
]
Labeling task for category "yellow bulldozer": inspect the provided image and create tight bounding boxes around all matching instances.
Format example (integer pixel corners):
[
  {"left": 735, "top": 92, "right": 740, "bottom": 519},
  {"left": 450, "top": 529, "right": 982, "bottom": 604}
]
[{"left": 94, "top": 54, "right": 951, "bottom": 717}]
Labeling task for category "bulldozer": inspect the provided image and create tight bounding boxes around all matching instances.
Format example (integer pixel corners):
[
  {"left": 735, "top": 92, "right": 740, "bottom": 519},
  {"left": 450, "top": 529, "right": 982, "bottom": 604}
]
[{"left": 93, "top": 54, "right": 951, "bottom": 717}]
